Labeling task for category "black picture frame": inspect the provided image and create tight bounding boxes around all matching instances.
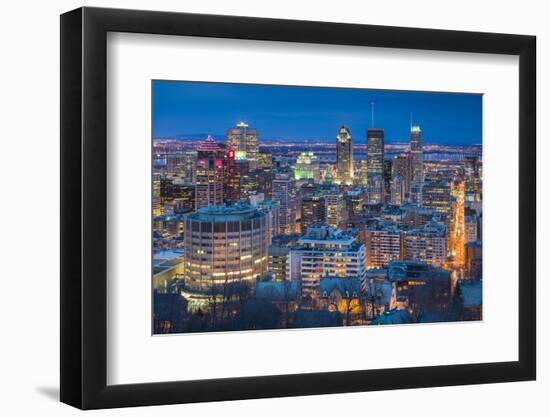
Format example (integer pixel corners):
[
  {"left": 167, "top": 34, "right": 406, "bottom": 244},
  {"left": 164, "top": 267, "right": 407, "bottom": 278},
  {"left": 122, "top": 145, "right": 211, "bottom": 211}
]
[{"left": 60, "top": 6, "right": 536, "bottom": 410}]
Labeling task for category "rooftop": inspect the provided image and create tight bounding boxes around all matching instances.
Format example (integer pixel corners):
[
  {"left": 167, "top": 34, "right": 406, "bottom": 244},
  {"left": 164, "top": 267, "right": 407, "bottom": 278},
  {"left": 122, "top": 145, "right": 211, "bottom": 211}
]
[
  {"left": 187, "top": 204, "right": 265, "bottom": 222},
  {"left": 197, "top": 135, "right": 222, "bottom": 152}
]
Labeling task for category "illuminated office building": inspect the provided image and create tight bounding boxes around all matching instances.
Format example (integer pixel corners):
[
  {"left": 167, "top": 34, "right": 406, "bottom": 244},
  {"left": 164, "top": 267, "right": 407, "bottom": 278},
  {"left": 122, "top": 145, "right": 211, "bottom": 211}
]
[
  {"left": 258, "top": 150, "right": 273, "bottom": 170},
  {"left": 409, "top": 125, "right": 424, "bottom": 203},
  {"left": 390, "top": 176, "right": 406, "bottom": 206},
  {"left": 153, "top": 172, "right": 162, "bottom": 216},
  {"left": 225, "top": 149, "right": 241, "bottom": 204},
  {"left": 422, "top": 180, "right": 452, "bottom": 217},
  {"left": 226, "top": 122, "right": 260, "bottom": 169},
  {"left": 257, "top": 150, "right": 274, "bottom": 199},
  {"left": 366, "top": 174, "right": 385, "bottom": 204},
  {"left": 195, "top": 136, "right": 226, "bottom": 209},
  {"left": 325, "top": 193, "right": 345, "bottom": 228},
  {"left": 294, "top": 152, "right": 320, "bottom": 182},
  {"left": 336, "top": 126, "right": 353, "bottom": 184},
  {"left": 366, "top": 128, "right": 385, "bottom": 179},
  {"left": 272, "top": 175, "right": 298, "bottom": 235}
]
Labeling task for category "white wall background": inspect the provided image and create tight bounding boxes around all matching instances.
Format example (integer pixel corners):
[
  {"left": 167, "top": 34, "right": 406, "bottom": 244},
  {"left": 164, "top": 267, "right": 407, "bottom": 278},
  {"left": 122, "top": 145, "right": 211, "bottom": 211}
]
[{"left": 0, "top": 0, "right": 545, "bottom": 415}]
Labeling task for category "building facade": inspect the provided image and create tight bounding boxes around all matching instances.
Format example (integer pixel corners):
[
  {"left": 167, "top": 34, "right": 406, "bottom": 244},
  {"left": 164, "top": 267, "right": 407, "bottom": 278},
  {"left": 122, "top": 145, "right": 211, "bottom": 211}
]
[
  {"left": 365, "top": 224, "right": 403, "bottom": 268},
  {"left": 409, "top": 125, "right": 424, "bottom": 203},
  {"left": 294, "top": 151, "right": 320, "bottom": 183},
  {"left": 272, "top": 175, "right": 298, "bottom": 235},
  {"left": 366, "top": 128, "right": 385, "bottom": 179},
  {"left": 288, "top": 225, "right": 367, "bottom": 298},
  {"left": 226, "top": 122, "right": 260, "bottom": 169},
  {"left": 195, "top": 136, "right": 226, "bottom": 209},
  {"left": 182, "top": 205, "right": 270, "bottom": 296},
  {"left": 301, "top": 195, "right": 326, "bottom": 234},
  {"left": 336, "top": 126, "right": 354, "bottom": 185}
]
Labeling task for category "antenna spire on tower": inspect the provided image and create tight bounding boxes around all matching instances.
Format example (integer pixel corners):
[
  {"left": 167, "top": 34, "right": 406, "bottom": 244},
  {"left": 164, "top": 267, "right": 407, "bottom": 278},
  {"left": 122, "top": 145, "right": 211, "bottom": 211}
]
[
  {"left": 371, "top": 102, "right": 375, "bottom": 128},
  {"left": 410, "top": 112, "right": 413, "bottom": 130}
]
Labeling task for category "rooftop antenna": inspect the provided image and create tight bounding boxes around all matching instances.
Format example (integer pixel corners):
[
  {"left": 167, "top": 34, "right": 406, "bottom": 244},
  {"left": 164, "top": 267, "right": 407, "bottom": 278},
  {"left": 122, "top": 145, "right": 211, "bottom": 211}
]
[
  {"left": 371, "top": 102, "right": 375, "bottom": 128},
  {"left": 410, "top": 112, "right": 413, "bottom": 130}
]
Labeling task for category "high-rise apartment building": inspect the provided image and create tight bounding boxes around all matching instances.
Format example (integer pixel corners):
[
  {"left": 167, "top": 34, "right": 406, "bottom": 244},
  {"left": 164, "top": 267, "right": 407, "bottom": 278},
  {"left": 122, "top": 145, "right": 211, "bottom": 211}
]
[
  {"left": 288, "top": 225, "right": 366, "bottom": 298},
  {"left": 365, "top": 224, "right": 403, "bottom": 268},
  {"left": 403, "top": 223, "right": 447, "bottom": 267}
]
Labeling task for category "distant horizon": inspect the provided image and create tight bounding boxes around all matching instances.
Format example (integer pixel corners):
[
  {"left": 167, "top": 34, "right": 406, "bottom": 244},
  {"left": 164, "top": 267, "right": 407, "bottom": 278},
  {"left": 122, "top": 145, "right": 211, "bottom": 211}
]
[
  {"left": 153, "top": 80, "right": 482, "bottom": 146},
  {"left": 152, "top": 135, "right": 482, "bottom": 147}
]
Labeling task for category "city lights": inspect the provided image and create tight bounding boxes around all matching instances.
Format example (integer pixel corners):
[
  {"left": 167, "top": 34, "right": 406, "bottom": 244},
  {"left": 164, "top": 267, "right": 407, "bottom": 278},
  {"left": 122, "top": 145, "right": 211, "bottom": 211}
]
[{"left": 152, "top": 81, "right": 482, "bottom": 334}]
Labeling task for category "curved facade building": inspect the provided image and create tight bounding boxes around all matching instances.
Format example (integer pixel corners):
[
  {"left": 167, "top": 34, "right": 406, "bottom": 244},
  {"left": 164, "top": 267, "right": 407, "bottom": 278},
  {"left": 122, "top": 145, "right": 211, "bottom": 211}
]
[{"left": 183, "top": 205, "right": 269, "bottom": 294}]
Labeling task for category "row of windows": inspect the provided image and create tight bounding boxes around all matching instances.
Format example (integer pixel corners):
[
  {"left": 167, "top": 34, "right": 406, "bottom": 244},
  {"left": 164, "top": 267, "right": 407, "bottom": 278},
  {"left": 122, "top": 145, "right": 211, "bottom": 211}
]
[{"left": 186, "top": 219, "right": 266, "bottom": 233}]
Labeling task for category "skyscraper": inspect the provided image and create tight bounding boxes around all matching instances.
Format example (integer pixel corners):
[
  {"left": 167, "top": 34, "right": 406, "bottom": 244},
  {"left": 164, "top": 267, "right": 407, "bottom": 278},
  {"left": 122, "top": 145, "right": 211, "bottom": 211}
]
[
  {"left": 272, "top": 175, "right": 298, "bottom": 235},
  {"left": 336, "top": 126, "right": 353, "bottom": 185},
  {"left": 366, "top": 127, "right": 385, "bottom": 203},
  {"left": 366, "top": 128, "right": 385, "bottom": 179},
  {"left": 226, "top": 122, "right": 260, "bottom": 169},
  {"left": 410, "top": 125, "right": 424, "bottom": 203},
  {"left": 257, "top": 150, "right": 274, "bottom": 199},
  {"left": 392, "top": 154, "right": 412, "bottom": 197},
  {"left": 195, "top": 136, "right": 225, "bottom": 209}
]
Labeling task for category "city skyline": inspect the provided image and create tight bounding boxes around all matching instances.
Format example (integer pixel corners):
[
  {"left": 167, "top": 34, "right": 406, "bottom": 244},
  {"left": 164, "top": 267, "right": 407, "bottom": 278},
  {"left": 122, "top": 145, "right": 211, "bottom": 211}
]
[
  {"left": 153, "top": 80, "right": 482, "bottom": 144},
  {"left": 152, "top": 80, "right": 482, "bottom": 335}
]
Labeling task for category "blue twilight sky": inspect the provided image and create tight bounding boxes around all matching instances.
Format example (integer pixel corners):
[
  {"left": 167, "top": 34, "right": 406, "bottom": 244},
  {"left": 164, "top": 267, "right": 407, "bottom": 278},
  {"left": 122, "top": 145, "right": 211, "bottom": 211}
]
[{"left": 152, "top": 80, "right": 482, "bottom": 145}]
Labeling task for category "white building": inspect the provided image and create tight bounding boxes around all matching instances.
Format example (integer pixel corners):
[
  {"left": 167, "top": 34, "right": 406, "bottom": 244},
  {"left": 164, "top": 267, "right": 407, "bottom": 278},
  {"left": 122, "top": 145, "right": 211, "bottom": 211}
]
[{"left": 288, "top": 224, "right": 366, "bottom": 298}]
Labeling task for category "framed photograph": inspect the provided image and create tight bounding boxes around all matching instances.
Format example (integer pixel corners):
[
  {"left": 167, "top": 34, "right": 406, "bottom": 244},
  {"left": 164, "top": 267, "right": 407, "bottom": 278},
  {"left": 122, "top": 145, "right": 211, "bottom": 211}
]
[{"left": 60, "top": 6, "right": 536, "bottom": 410}]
